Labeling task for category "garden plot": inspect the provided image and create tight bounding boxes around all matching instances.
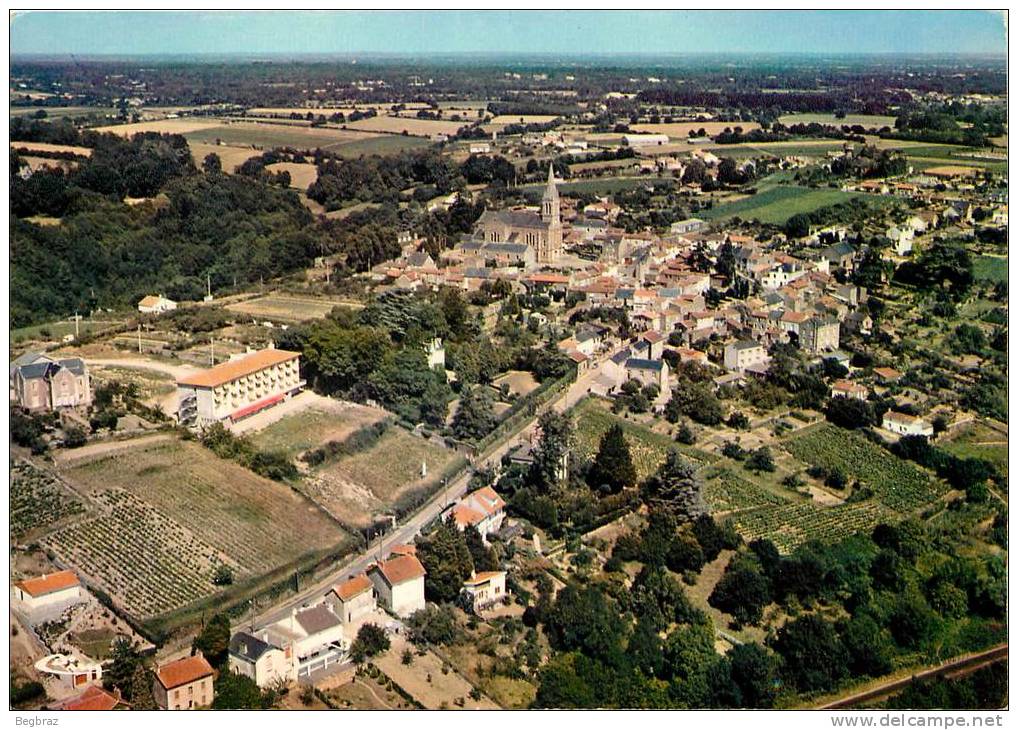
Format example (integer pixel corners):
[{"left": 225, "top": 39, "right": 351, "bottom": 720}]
[
  {"left": 304, "top": 428, "right": 458, "bottom": 528},
  {"left": 225, "top": 294, "right": 355, "bottom": 322},
  {"left": 10, "top": 459, "right": 86, "bottom": 542},
  {"left": 782, "top": 423, "right": 946, "bottom": 513},
  {"left": 62, "top": 440, "right": 349, "bottom": 576},
  {"left": 247, "top": 401, "right": 389, "bottom": 460},
  {"left": 492, "top": 370, "right": 539, "bottom": 397}
]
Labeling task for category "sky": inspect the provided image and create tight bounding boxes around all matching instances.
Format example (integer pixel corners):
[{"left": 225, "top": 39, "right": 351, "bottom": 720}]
[{"left": 9, "top": 10, "right": 1008, "bottom": 57}]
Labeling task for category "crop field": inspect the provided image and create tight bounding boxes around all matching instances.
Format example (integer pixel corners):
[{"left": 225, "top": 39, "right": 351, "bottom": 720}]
[
  {"left": 571, "top": 397, "right": 713, "bottom": 481},
  {"left": 632, "top": 121, "right": 762, "bottom": 139},
  {"left": 783, "top": 424, "right": 946, "bottom": 513},
  {"left": 11, "top": 105, "right": 109, "bottom": 120},
  {"left": 701, "top": 185, "right": 889, "bottom": 225},
  {"left": 700, "top": 465, "right": 789, "bottom": 514},
  {"left": 188, "top": 142, "right": 262, "bottom": 172},
  {"left": 92, "top": 118, "right": 222, "bottom": 137},
  {"left": 225, "top": 294, "right": 357, "bottom": 321},
  {"left": 44, "top": 488, "right": 233, "bottom": 617},
  {"left": 777, "top": 113, "right": 897, "bottom": 128},
  {"left": 183, "top": 122, "right": 377, "bottom": 151},
  {"left": 247, "top": 403, "right": 389, "bottom": 460},
  {"left": 10, "top": 459, "right": 85, "bottom": 541},
  {"left": 728, "top": 501, "right": 890, "bottom": 554},
  {"left": 306, "top": 428, "right": 457, "bottom": 528},
  {"left": 344, "top": 115, "right": 469, "bottom": 136},
  {"left": 10, "top": 140, "right": 92, "bottom": 157},
  {"left": 706, "top": 139, "right": 846, "bottom": 159},
  {"left": 266, "top": 161, "right": 319, "bottom": 190},
  {"left": 51, "top": 439, "right": 351, "bottom": 616},
  {"left": 328, "top": 134, "right": 432, "bottom": 158},
  {"left": 973, "top": 256, "right": 1008, "bottom": 283},
  {"left": 486, "top": 114, "right": 560, "bottom": 128},
  {"left": 939, "top": 421, "right": 1008, "bottom": 479}
]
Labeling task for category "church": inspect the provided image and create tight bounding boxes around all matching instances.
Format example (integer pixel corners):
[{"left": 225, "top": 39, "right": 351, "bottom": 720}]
[{"left": 472, "top": 166, "right": 563, "bottom": 264}]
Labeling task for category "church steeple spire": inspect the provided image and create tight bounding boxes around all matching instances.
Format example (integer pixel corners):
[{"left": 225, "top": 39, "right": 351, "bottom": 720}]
[{"left": 541, "top": 164, "right": 560, "bottom": 225}]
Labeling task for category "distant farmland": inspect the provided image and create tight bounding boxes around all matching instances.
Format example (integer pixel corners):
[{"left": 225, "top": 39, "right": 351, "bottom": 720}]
[
  {"left": 344, "top": 115, "right": 469, "bottom": 137},
  {"left": 10, "top": 140, "right": 92, "bottom": 157},
  {"left": 701, "top": 185, "right": 890, "bottom": 225},
  {"left": 632, "top": 121, "right": 762, "bottom": 139},
  {"left": 777, "top": 113, "right": 897, "bottom": 128},
  {"left": 266, "top": 161, "right": 319, "bottom": 190}
]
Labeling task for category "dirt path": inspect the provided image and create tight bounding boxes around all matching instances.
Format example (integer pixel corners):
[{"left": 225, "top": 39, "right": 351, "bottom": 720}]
[
  {"left": 354, "top": 678, "right": 393, "bottom": 709},
  {"left": 53, "top": 433, "right": 173, "bottom": 466}
]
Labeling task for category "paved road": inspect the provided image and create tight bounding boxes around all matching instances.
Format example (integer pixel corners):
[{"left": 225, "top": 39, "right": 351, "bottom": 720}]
[{"left": 245, "top": 344, "right": 625, "bottom": 631}]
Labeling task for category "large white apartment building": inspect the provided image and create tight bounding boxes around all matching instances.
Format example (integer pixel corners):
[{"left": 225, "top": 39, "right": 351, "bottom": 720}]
[{"left": 176, "top": 347, "right": 304, "bottom": 427}]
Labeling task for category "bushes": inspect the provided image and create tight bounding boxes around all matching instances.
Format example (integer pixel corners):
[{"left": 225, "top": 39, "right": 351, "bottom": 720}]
[
  {"left": 10, "top": 678, "right": 45, "bottom": 706},
  {"left": 199, "top": 422, "right": 296, "bottom": 481},
  {"left": 302, "top": 418, "right": 393, "bottom": 467}
]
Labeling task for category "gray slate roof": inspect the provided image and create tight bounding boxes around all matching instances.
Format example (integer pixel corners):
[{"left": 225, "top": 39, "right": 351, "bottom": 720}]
[
  {"left": 295, "top": 605, "right": 341, "bottom": 636},
  {"left": 229, "top": 632, "right": 275, "bottom": 662}
]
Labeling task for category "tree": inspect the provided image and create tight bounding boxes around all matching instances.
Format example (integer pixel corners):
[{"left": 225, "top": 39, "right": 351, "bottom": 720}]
[
  {"left": 212, "top": 671, "right": 266, "bottom": 710},
  {"left": 451, "top": 386, "right": 497, "bottom": 441},
  {"left": 727, "top": 643, "right": 780, "bottom": 708},
  {"left": 709, "top": 558, "right": 772, "bottom": 625},
  {"left": 772, "top": 614, "right": 848, "bottom": 693},
  {"left": 192, "top": 612, "right": 231, "bottom": 668},
  {"left": 104, "top": 638, "right": 141, "bottom": 699},
  {"left": 785, "top": 213, "right": 812, "bottom": 239},
  {"left": 350, "top": 623, "right": 391, "bottom": 662},
  {"left": 825, "top": 397, "right": 876, "bottom": 429},
  {"left": 840, "top": 613, "right": 895, "bottom": 678},
  {"left": 587, "top": 424, "right": 637, "bottom": 494},
  {"left": 406, "top": 604, "right": 459, "bottom": 646},
  {"left": 212, "top": 565, "right": 234, "bottom": 586},
  {"left": 641, "top": 450, "right": 706, "bottom": 521},
  {"left": 464, "top": 525, "right": 498, "bottom": 572},
  {"left": 417, "top": 521, "right": 474, "bottom": 603},
  {"left": 545, "top": 583, "right": 628, "bottom": 664},
  {"left": 202, "top": 153, "right": 222, "bottom": 175},
  {"left": 745, "top": 447, "right": 776, "bottom": 473},
  {"left": 529, "top": 411, "right": 572, "bottom": 493}
]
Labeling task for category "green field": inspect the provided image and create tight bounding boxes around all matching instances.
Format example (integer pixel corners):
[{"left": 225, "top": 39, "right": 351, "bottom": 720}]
[
  {"left": 973, "top": 256, "right": 1008, "bottom": 283},
  {"left": 570, "top": 397, "right": 714, "bottom": 481},
  {"left": 783, "top": 424, "right": 946, "bottom": 513},
  {"left": 701, "top": 185, "right": 889, "bottom": 225},
  {"left": 778, "top": 113, "right": 897, "bottom": 128},
  {"left": 329, "top": 134, "right": 431, "bottom": 158},
  {"left": 940, "top": 421, "right": 1008, "bottom": 479},
  {"left": 12, "top": 318, "right": 111, "bottom": 343},
  {"left": 247, "top": 404, "right": 388, "bottom": 460},
  {"left": 729, "top": 501, "right": 890, "bottom": 554}
]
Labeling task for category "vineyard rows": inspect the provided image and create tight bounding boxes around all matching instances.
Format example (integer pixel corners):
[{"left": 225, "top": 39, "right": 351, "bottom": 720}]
[
  {"left": 700, "top": 466, "right": 788, "bottom": 513},
  {"left": 783, "top": 424, "right": 946, "bottom": 512},
  {"left": 10, "top": 459, "right": 85, "bottom": 541},
  {"left": 728, "top": 501, "right": 890, "bottom": 554},
  {"left": 43, "top": 488, "right": 233, "bottom": 617}
]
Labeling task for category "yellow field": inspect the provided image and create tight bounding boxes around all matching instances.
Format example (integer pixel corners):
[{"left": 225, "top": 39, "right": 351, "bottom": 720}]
[
  {"left": 225, "top": 294, "right": 357, "bottom": 321},
  {"left": 266, "top": 161, "right": 319, "bottom": 189},
  {"left": 18, "top": 156, "right": 79, "bottom": 173},
  {"left": 10, "top": 140, "right": 92, "bottom": 157},
  {"left": 631, "top": 121, "right": 762, "bottom": 139},
  {"left": 344, "top": 115, "right": 469, "bottom": 136},
  {"left": 487, "top": 114, "right": 559, "bottom": 126},
  {"left": 188, "top": 142, "right": 263, "bottom": 172},
  {"left": 92, "top": 118, "right": 222, "bottom": 136}
]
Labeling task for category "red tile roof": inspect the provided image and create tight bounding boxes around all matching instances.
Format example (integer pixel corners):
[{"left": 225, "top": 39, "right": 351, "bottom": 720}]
[
  {"left": 15, "top": 570, "right": 79, "bottom": 598},
  {"left": 59, "top": 686, "right": 125, "bottom": 711},
  {"left": 177, "top": 349, "right": 298, "bottom": 389},
  {"left": 155, "top": 655, "right": 214, "bottom": 690},
  {"left": 463, "top": 571, "right": 506, "bottom": 587},
  {"left": 334, "top": 574, "right": 373, "bottom": 602},
  {"left": 370, "top": 554, "right": 426, "bottom": 586}
]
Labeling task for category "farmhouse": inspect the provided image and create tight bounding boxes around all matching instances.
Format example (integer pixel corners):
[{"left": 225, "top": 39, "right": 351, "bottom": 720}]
[
  {"left": 882, "top": 411, "right": 934, "bottom": 437},
  {"left": 153, "top": 654, "right": 215, "bottom": 710},
  {"left": 445, "top": 486, "right": 507, "bottom": 541},
  {"left": 830, "top": 379, "right": 869, "bottom": 401},
  {"left": 367, "top": 553, "right": 427, "bottom": 617},
  {"left": 137, "top": 295, "right": 178, "bottom": 314},
  {"left": 176, "top": 346, "right": 304, "bottom": 427},
  {"left": 35, "top": 654, "right": 103, "bottom": 690},
  {"left": 229, "top": 632, "right": 298, "bottom": 688},
  {"left": 12, "top": 570, "right": 85, "bottom": 617},
  {"left": 10, "top": 353, "right": 91, "bottom": 412},
  {"left": 326, "top": 574, "right": 377, "bottom": 624},
  {"left": 461, "top": 571, "right": 508, "bottom": 613}
]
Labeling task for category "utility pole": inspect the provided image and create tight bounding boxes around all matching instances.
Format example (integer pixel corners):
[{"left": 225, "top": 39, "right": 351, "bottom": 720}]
[
  {"left": 210, "top": 336, "right": 215, "bottom": 366},
  {"left": 73, "top": 311, "right": 79, "bottom": 339},
  {"left": 137, "top": 325, "right": 142, "bottom": 354}
]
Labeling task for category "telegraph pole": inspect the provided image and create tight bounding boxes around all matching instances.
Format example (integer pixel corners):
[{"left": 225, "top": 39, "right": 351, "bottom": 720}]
[
  {"left": 210, "top": 336, "right": 215, "bottom": 366},
  {"left": 137, "top": 325, "right": 142, "bottom": 354}
]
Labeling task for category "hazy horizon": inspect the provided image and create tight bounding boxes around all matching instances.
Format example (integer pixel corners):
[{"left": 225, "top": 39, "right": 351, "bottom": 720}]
[{"left": 10, "top": 10, "right": 1008, "bottom": 57}]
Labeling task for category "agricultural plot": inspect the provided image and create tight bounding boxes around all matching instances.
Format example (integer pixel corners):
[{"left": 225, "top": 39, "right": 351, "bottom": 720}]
[
  {"left": 485, "top": 114, "right": 560, "bottom": 129},
  {"left": 63, "top": 440, "right": 349, "bottom": 576},
  {"left": 92, "top": 118, "right": 221, "bottom": 137},
  {"left": 305, "top": 428, "right": 458, "bottom": 528},
  {"left": 522, "top": 176, "right": 674, "bottom": 197},
  {"left": 701, "top": 185, "right": 890, "bottom": 225},
  {"left": 940, "top": 421, "right": 1008, "bottom": 479},
  {"left": 700, "top": 465, "right": 788, "bottom": 514},
  {"left": 247, "top": 402, "right": 389, "bottom": 460},
  {"left": 783, "top": 424, "right": 946, "bottom": 513},
  {"left": 777, "top": 113, "right": 897, "bottom": 128},
  {"left": 632, "top": 121, "right": 762, "bottom": 139},
  {"left": 182, "top": 122, "right": 376, "bottom": 152},
  {"left": 344, "top": 115, "right": 469, "bottom": 137},
  {"left": 973, "top": 256, "right": 1008, "bottom": 283},
  {"left": 728, "top": 501, "right": 890, "bottom": 554},
  {"left": 188, "top": 142, "right": 262, "bottom": 172},
  {"left": 265, "top": 161, "right": 319, "bottom": 190},
  {"left": 327, "top": 134, "right": 431, "bottom": 158},
  {"left": 571, "top": 397, "right": 711, "bottom": 481},
  {"left": 44, "top": 488, "right": 231, "bottom": 617},
  {"left": 10, "top": 459, "right": 85, "bottom": 541},
  {"left": 225, "top": 294, "right": 355, "bottom": 321},
  {"left": 10, "top": 140, "right": 92, "bottom": 157}
]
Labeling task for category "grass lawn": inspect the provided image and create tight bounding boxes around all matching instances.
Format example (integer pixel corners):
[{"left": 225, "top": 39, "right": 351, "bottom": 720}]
[
  {"left": 328, "top": 429, "right": 456, "bottom": 503},
  {"left": 700, "top": 185, "right": 891, "bottom": 225},
  {"left": 12, "top": 318, "right": 111, "bottom": 344},
  {"left": 247, "top": 404, "right": 387, "bottom": 460},
  {"left": 327, "top": 134, "right": 431, "bottom": 157},
  {"left": 973, "top": 255, "right": 1008, "bottom": 283},
  {"left": 939, "top": 421, "right": 1008, "bottom": 479}
]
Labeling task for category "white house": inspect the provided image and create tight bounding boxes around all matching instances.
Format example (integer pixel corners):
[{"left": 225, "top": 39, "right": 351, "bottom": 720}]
[
  {"left": 886, "top": 226, "right": 915, "bottom": 256},
  {"left": 326, "top": 574, "right": 377, "bottom": 624},
  {"left": 830, "top": 379, "right": 869, "bottom": 401},
  {"left": 13, "top": 570, "right": 85, "bottom": 618},
  {"left": 137, "top": 295, "right": 178, "bottom": 314},
  {"left": 425, "top": 337, "right": 446, "bottom": 369},
  {"left": 882, "top": 411, "right": 934, "bottom": 437},
  {"left": 229, "top": 632, "right": 298, "bottom": 688},
  {"left": 446, "top": 486, "right": 506, "bottom": 541},
  {"left": 724, "top": 340, "right": 769, "bottom": 373},
  {"left": 367, "top": 554, "right": 427, "bottom": 617},
  {"left": 461, "top": 571, "right": 508, "bottom": 613},
  {"left": 34, "top": 654, "right": 102, "bottom": 690},
  {"left": 261, "top": 604, "right": 348, "bottom": 679}
]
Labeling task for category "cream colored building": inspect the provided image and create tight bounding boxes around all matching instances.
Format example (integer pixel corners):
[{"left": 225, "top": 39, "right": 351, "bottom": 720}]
[
  {"left": 368, "top": 554, "right": 427, "bottom": 618},
  {"left": 176, "top": 347, "right": 304, "bottom": 427},
  {"left": 12, "top": 570, "right": 85, "bottom": 617},
  {"left": 229, "top": 631, "right": 298, "bottom": 688},
  {"left": 326, "top": 574, "right": 377, "bottom": 624},
  {"left": 461, "top": 571, "right": 508, "bottom": 613},
  {"left": 153, "top": 654, "right": 214, "bottom": 710}
]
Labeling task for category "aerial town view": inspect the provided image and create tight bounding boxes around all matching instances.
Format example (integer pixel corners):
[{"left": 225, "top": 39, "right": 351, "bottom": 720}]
[{"left": 7, "top": 9, "right": 1009, "bottom": 717}]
